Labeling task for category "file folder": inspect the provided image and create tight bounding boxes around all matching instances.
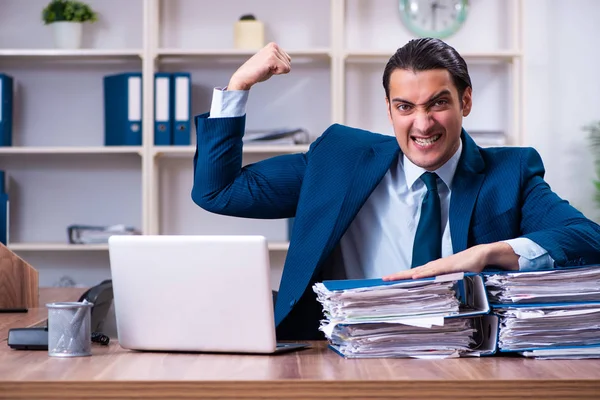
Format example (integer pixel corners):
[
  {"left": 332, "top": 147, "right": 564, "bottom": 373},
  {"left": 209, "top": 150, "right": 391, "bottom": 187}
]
[
  {"left": 0, "top": 170, "right": 8, "bottom": 245},
  {"left": 103, "top": 73, "right": 142, "bottom": 146},
  {"left": 314, "top": 273, "right": 494, "bottom": 358},
  {"left": 319, "top": 273, "right": 490, "bottom": 318},
  {"left": 154, "top": 73, "right": 171, "bottom": 145},
  {"left": 0, "top": 74, "right": 14, "bottom": 147},
  {"left": 327, "top": 314, "right": 499, "bottom": 358},
  {"left": 484, "top": 267, "right": 600, "bottom": 358},
  {"left": 170, "top": 72, "right": 191, "bottom": 145}
]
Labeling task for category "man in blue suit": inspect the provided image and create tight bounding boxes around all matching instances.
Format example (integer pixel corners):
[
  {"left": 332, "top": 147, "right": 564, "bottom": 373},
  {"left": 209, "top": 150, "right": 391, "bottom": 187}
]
[{"left": 192, "top": 38, "right": 600, "bottom": 339}]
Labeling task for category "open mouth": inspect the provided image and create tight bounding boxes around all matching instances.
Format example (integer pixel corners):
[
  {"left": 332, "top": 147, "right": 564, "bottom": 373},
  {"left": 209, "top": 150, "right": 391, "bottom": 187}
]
[{"left": 412, "top": 134, "right": 442, "bottom": 147}]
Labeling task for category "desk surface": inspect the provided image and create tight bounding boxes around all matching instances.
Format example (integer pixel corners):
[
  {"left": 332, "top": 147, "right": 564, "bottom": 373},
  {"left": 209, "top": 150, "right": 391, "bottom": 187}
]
[{"left": 1, "top": 289, "right": 599, "bottom": 400}]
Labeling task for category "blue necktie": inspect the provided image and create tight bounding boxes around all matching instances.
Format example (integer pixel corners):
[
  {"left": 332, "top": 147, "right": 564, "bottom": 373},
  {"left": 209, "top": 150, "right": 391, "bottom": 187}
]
[{"left": 411, "top": 172, "right": 442, "bottom": 268}]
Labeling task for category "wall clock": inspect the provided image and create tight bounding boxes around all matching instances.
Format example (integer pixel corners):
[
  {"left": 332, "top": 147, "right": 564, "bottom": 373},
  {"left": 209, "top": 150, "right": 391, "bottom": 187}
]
[{"left": 399, "top": 0, "right": 469, "bottom": 39}]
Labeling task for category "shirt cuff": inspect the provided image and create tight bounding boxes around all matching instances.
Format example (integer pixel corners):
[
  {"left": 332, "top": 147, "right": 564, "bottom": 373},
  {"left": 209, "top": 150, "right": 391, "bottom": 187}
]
[
  {"left": 502, "top": 237, "right": 555, "bottom": 271},
  {"left": 208, "top": 87, "right": 249, "bottom": 118}
]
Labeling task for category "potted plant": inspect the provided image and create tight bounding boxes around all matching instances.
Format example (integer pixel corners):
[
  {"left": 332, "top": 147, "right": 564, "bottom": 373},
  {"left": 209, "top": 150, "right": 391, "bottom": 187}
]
[{"left": 42, "top": 0, "right": 98, "bottom": 49}]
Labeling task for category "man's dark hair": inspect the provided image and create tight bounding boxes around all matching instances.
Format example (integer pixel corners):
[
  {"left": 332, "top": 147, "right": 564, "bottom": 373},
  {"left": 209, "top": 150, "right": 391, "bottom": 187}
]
[{"left": 383, "top": 38, "right": 472, "bottom": 102}]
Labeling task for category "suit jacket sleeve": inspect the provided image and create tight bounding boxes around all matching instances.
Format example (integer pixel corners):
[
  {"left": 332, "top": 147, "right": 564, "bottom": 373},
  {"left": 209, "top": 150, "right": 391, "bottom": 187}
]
[
  {"left": 191, "top": 113, "right": 322, "bottom": 219},
  {"left": 520, "top": 148, "right": 600, "bottom": 266}
]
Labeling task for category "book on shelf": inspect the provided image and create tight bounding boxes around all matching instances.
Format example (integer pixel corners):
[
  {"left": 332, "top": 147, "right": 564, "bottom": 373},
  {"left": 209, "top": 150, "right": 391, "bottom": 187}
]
[
  {"left": 67, "top": 224, "right": 140, "bottom": 245},
  {"left": 243, "top": 128, "right": 310, "bottom": 145},
  {"left": 0, "top": 170, "right": 8, "bottom": 245},
  {"left": 153, "top": 72, "right": 192, "bottom": 146},
  {"left": 0, "top": 73, "right": 14, "bottom": 147},
  {"left": 104, "top": 73, "right": 145, "bottom": 146},
  {"left": 469, "top": 130, "right": 506, "bottom": 147}
]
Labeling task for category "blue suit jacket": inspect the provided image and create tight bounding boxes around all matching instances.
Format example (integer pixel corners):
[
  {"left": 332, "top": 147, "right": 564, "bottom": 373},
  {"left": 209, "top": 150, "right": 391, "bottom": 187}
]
[{"left": 192, "top": 113, "right": 600, "bottom": 339}]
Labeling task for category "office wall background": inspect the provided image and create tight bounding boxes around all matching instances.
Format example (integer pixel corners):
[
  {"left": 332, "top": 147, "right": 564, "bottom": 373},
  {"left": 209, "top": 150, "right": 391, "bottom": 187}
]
[
  {"left": 524, "top": 0, "right": 599, "bottom": 223},
  {"left": 0, "top": 0, "right": 598, "bottom": 288}
]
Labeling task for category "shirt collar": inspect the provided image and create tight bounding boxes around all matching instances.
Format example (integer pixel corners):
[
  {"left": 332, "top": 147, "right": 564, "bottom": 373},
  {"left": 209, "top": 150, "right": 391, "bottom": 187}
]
[{"left": 403, "top": 139, "right": 463, "bottom": 190}]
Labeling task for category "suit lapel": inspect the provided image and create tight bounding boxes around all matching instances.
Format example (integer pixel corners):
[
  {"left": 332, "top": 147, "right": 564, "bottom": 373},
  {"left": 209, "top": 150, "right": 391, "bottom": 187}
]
[
  {"left": 450, "top": 131, "right": 486, "bottom": 253},
  {"left": 326, "top": 140, "right": 401, "bottom": 252},
  {"left": 275, "top": 138, "right": 399, "bottom": 326}
]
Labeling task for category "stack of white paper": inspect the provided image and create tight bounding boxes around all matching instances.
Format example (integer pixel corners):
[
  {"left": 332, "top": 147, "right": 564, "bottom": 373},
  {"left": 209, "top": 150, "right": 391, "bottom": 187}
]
[
  {"left": 485, "top": 266, "right": 600, "bottom": 304},
  {"left": 313, "top": 273, "right": 494, "bottom": 358},
  {"left": 484, "top": 266, "right": 600, "bottom": 359}
]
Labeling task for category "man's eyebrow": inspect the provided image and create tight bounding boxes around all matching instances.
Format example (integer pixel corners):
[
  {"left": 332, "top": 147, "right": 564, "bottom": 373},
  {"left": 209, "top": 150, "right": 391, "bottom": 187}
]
[{"left": 391, "top": 89, "right": 452, "bottom": 106}]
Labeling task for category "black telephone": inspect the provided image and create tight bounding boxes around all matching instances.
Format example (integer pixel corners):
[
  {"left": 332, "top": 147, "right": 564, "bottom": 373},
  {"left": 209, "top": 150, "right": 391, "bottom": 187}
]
[{"left": 7, "top": 280, "right": 114, "bottom": 350}]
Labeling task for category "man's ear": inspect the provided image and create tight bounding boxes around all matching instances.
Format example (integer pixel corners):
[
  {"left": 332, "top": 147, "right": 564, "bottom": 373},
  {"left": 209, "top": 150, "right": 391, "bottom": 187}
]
[{"left": 462, "top": 87, "right": 472, "bottom": 117}]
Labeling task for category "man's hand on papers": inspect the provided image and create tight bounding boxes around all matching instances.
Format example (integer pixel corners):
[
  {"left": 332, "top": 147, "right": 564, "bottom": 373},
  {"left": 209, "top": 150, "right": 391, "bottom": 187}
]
[
  {"left": 228, "top": 42, "right": 291, "bottom": 91},
  {"left": 382, "top": 242, "right": 520, "bottom": 281}
]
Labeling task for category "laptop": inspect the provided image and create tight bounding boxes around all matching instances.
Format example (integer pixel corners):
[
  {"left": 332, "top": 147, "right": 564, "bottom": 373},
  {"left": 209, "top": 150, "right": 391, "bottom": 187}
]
[{"left": 107, "top": 235, "right": 309, "bottom": 354}]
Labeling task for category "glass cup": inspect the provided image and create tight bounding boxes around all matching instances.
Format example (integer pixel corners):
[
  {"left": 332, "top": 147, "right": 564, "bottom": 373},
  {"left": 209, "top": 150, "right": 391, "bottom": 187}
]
[{"left": 46, "top": 301, "right": 93, "bottom": 357}]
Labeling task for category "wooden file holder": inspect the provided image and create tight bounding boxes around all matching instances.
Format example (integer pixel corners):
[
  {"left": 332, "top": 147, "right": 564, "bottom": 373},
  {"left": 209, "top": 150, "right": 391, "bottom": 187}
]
[{"left": 0, "top": 243, "right": 39, "bottom": 309}]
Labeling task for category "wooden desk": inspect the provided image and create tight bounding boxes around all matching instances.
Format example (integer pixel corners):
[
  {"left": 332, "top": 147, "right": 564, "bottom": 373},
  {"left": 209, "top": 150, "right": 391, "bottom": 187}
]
[{"left": 1, "top": 289, "right": 599, "bottom": 399}]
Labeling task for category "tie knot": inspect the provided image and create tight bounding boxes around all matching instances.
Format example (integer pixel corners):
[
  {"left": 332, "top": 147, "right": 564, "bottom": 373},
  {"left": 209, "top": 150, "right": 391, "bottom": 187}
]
[{"left": 420, "top": 172, "right": 438, "bottom": 191}]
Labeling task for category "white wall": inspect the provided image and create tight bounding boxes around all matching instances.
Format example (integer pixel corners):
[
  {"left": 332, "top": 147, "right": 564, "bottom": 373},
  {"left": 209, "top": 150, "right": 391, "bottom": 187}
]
[{"left": 523, "top": 0, "right": 600, "bottom": 222}]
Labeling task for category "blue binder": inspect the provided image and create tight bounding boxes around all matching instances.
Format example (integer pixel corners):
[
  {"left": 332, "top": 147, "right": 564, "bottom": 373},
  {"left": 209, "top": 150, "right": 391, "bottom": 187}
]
[
  {"left": 0, "top": 170, "right": 8, "bottom": 245},
  {"left": 154, "top": 73, "right": 172, "bottom": 145},
  {"left": 0, "top": 74, "right": 14, "bottom": 147},
  {"left": 0, "top": 192, "right": 7, "bottom": 245},
  {"left": 170, "top": 72, "right": 191, "bottom": 145},
  {"left": 484, "top": 267, "right": 600, "bottom": 357},
  {"left": 103, "top": 73, "right": 142, "bottom": 146},
  {"left": 320, "top": 274, "right": 496, "bottom": 358},
  {"left": 321, "top": 272, "right": 491, "bottom": 317}
]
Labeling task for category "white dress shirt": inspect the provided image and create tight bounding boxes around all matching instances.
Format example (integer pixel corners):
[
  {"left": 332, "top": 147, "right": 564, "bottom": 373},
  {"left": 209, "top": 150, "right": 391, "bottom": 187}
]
[{"left": 208, "top": 88, "right": 555, "bottom": 276}]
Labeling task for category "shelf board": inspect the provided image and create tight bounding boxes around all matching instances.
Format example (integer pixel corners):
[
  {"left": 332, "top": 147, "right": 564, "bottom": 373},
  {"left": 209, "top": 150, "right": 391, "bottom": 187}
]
[
  {"left": 157, "top": 48, "right": 331, "bottom": 60},
  {"left": 345, "top": 50, "right": 522, "bottom": 62},
  {"left": 8, "top": 243, "right": 109, "bottom": 251},
  {"left": 0, "top": 49, "right": 143, "bottom": 59},
  {"left": 153, "top": 144, "right": 310, "bottom": 157},
  {"left": 0, "top": 146, "right": 143, "bottom": 155},
  {"left": 268, "top": 242, "right": 290, "bottom": 252},
  {"left": 8, "top": 241, "right": 290, "bottom": 252}
]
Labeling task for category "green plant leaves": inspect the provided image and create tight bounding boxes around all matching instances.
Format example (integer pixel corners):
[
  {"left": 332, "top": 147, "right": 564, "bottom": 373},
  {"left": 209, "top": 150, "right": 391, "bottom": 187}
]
[
  {"left": 42, "top": 0, "right": 97, "bottom": 24},
  {"left": 584, "top": 121, "right": 600, "bottom": 210}
]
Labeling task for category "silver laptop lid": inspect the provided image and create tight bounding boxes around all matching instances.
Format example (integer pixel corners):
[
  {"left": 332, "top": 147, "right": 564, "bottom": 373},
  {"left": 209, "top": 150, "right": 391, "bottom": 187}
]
[{"left": 108, "top": 235, "right": 277, "bottom": 353}]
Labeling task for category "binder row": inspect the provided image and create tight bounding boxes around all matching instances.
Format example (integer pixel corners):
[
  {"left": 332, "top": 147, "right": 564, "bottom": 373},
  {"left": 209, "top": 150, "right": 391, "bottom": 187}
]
[
  {"left": 314, "top": 265, "right": 600, "bottom": 359},
  {"left": 0, "top": 72, "right": 192, "bottom": 147},
  {"left": 103, "top": 72, "right": 192, "bottom": 146}
]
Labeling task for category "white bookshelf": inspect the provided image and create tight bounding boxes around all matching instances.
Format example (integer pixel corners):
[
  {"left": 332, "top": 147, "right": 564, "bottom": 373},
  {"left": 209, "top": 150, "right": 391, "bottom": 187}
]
[
  {"left": 0, "top": 0, "right": 523, "bottom": 286},
  {"left": 153, "top": 144, "right": 310, "bottom": 157},
  {"left": 0, "top": 49, "right": 142, "bottom": 58},
  {"left": 157, "top": 48, "right": 331, "bottom": 58},
  {"left": 7, "top": 241, "right": 289, "bottom": 252},
  {"left": 0, "top": 146, "right": 143, "bottom": 155},
  {"left": 8, "top": 243, "right": 110, "bottom": 251}
]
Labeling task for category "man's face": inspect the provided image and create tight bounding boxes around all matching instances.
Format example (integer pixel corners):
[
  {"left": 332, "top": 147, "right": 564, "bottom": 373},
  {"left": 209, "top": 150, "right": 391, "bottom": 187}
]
[{"left": 386, "top": 68, "right": 472, "bottom": 171}]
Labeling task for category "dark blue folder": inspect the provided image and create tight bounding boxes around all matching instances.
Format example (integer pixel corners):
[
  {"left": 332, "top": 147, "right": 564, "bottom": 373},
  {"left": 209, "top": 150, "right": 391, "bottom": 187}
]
[
  {"left": 103, "top": 73, "right": 143, "bottom": 146},
  {"left": 0, "top": 74, "right": 13, "bottom": 147},
  {"left": 154, "top": 72, "right": 172, "bottom": 145},
  {"left": 170, "top": 72, "right": 191, "bottom": 145}
]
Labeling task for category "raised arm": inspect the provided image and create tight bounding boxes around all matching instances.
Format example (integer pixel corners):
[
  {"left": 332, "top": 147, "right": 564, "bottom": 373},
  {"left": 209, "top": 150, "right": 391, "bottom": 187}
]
[{"left": 191, "top": 43, "right": 310, "bottom": 219}]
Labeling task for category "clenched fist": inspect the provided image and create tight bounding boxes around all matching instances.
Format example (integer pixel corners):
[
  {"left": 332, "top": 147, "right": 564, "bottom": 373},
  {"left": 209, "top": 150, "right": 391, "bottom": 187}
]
[{"left": 227, "top": 42, "right": 291, "bottom": 91}]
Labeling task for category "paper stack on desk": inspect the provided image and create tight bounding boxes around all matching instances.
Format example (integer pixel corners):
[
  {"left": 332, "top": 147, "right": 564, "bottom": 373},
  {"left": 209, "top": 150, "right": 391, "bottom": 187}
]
[
  {"left": 484, "top": 265, "right": 600, "bottom": 359},
  {"left": 313, "top": 273, "right": 497, "bottom": 359}
]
